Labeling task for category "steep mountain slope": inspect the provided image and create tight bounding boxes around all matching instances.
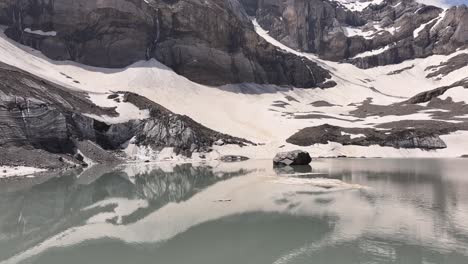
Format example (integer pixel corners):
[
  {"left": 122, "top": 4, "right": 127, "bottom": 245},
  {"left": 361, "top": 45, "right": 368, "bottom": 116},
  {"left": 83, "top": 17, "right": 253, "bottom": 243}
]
[
  {"left": 249, "top": 0, "right": 468, "bottom": 67},
  {"left": 0, "top": 0, "right": 333, "bottom": 88},
  {"left": 0, "top": 53, "right": 249, "bottom": 169},
  {"left": 0, "top": 0, "right": 468, "bottom": 172}
]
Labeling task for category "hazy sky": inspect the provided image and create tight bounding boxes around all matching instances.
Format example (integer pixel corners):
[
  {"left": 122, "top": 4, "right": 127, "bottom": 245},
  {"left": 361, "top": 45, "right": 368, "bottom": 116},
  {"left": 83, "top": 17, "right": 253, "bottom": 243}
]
[{"left": 417, "top": 0, "right": 467, "bottom": 7}]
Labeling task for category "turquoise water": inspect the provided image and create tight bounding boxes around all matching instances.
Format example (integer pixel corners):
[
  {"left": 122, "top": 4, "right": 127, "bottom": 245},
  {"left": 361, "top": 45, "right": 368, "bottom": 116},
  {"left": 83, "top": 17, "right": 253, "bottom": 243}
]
[{"left": 0, "top": 159, "right": 467, "bottom": 264}]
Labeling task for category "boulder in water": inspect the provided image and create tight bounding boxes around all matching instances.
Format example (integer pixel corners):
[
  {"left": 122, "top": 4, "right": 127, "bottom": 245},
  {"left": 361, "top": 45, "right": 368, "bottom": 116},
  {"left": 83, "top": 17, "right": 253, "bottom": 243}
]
[{"left": 273, "top": 150, "right": 312, "bottom": 167}]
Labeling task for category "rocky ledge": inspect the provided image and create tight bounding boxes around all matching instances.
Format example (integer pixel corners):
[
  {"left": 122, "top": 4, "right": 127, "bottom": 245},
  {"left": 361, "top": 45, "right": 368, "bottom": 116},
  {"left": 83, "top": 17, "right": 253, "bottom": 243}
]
[{"left": 287, "top": 124, "right": 448, "bottom": 150}]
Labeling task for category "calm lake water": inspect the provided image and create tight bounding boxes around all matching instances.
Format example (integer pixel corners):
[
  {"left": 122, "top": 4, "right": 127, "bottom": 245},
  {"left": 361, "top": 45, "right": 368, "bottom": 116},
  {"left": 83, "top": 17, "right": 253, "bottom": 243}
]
[{"left": 0, "top": 159, "right": 467, "bottom": 264}]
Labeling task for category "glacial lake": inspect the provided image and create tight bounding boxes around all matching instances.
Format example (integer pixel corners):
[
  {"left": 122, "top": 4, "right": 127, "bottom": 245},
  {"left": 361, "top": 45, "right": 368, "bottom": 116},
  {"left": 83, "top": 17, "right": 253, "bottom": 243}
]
[{"left": 0, "top": 159, "right": 467, "bottom": 264}]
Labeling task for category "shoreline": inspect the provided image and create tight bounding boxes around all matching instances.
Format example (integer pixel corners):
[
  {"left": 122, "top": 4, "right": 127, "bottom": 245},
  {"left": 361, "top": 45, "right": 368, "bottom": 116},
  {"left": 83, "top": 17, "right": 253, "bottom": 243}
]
[{"left": 2, "top": 155, "right": 468, "bottom": 179}]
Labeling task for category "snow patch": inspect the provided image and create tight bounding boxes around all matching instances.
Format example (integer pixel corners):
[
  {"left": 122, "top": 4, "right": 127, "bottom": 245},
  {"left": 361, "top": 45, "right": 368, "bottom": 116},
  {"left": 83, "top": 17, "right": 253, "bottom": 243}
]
[
  {"left": 1, "top": 25, "right": 468, "bottom": 159},
  {"left": 439, "top": 86, "right": 468, "bottom": 103},
  {"left": 84, "top": 93, "right": 150, "bottom": 124},
  {"left": 76, "top": 150, "right": 95, "bottom": 166},
  {"left": 123, "top": 138, "right": 186, "bottom": 162},
  {"left": 430, "top": 9, "right": 448, "bottom": 32},
  {"left": 342, "top": 27, "right": 375, "bottom": 39},
  {"left": 414, "top": 16, "right": 439, "bottom": 38},
  {"left": 0, "top": 166, "right": 47, "bottom": 178},
  {"left": 24, "top": 28, "right": 57, "bottom": 37},
  {"left": 331, "top": 0, "right": 384, "bottom": 12},
  {"left": 352, "top": 45, "right": 391, "bottom": 59},
  {"left": 83, "top": 198, "right": 149, "bottom": 225},
  {"left": 341, "top": 131, "right": 366, "bottom": 139}
]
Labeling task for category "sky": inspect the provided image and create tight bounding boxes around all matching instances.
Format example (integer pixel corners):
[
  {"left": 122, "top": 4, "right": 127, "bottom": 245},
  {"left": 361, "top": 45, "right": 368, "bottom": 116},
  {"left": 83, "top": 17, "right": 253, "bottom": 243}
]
[{"left": 417, "top": 0, "right": 468, "bottom": 8}]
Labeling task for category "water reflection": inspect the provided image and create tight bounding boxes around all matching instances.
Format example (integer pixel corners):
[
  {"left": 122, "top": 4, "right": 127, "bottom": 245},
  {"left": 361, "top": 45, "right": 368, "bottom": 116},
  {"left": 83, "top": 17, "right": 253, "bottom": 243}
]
[
  {"left": 0, "top": 163, "right": 253, "bottom": 262},
  {"left": 0, "top": 159, "right": 466, "bottom": 264}
]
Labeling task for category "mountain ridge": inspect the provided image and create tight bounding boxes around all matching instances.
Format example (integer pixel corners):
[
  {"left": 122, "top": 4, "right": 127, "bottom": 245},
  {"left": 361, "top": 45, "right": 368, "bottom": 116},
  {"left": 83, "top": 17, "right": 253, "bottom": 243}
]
[{"left": 0, "top": 0, "right": 468, "bottom": 175}]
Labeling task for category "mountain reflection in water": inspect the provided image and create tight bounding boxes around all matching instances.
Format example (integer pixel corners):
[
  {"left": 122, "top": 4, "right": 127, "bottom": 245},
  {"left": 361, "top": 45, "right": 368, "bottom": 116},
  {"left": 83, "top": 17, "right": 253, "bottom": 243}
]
[{"left": 0, "top": 159, "right": 467, "bottom": 264}]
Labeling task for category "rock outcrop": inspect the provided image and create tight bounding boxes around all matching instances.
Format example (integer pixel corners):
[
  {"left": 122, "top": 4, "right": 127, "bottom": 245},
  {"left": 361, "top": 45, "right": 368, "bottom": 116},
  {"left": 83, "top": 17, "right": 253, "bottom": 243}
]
[
  {"left": 244, "top": 0, "right": 468, "bottom": 68},
  {"left": 0, "top": 61, "right": 114, "bottom": 154},
  {"left": 273, "top": 150, "right": 312, "bottom": 166},
  {"left": 0, "top": 62, "right": 250, "bottom": 168},
  {"left": 286, "top": 124, "right": 449, "bottom": 150},
  {"left": 119, "top": 92, "right": 251, "bottom": 156},
  {"left": 0, "top": 0, "right": 332, "bottom": 88}
]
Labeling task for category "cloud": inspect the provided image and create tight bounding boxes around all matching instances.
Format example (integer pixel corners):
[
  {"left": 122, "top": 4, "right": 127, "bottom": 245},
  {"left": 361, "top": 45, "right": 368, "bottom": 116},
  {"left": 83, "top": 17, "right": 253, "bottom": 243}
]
[
  {"left": 416, "top": 0, "right": 450, "bottom": 8},
  {"left": 416, "top": 0, "right": 468, "bottom": 8},
  {"left": 445, "top": 0, "right": 468, "bottom": 5}
]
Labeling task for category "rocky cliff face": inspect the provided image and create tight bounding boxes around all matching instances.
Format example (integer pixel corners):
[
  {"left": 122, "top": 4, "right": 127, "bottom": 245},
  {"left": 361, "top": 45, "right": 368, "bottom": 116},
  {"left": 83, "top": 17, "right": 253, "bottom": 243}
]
[
  {"left": 3, "top": 0, "right": 156, "bottom": 68},
  {"left": 245, "top": 0, "right": 364, "bottom": 60},
  {"left": 0, "top": 62, "right": 113, "bottom": 154},
  {"left": 246, "top": 0, "right": 468, "bottom": 67},
  {"left": 0, "top": 62, "right": 250, "bottom": 168},
  {"left": 123, "top": 92, "right": 251, "bottom": 156},
  {"left": 0, "top": 0, "right": 466, "bottom": 77},
  {"left": 0, "top": 0, "right": 332, "bottom": 88}
]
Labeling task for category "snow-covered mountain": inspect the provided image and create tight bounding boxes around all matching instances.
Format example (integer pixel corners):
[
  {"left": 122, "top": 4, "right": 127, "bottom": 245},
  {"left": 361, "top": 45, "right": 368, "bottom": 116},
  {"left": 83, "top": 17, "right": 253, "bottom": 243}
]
[{"left": 0, "top": 0, "right": 467, "bottom": 173}]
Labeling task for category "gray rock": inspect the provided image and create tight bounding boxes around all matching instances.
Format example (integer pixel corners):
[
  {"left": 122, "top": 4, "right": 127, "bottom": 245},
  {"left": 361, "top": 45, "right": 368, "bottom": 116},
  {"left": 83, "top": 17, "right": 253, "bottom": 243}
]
[
  {"left": 273, "top": 150, "right": 312, "bottom": 166},
  {"left": 0, "top": 62, "right": 252, "bottom": 167},
  {"left": 74, "top": 140, "right": 121, "bottom": 164},
  {"left": 392, "top": 136, "right": 447, "bottom": 149},
  {"left": 245, "top": 0, "right": 468, "bottom": 68},
  {"left": 122, "top": 92, "right": 252, "bottom": 157},
  {"left": 286, "top": 124, "right": 450, "bottom": 150},
  {"left": 0, "top": 0, "right": 332, "bottom": 88}
]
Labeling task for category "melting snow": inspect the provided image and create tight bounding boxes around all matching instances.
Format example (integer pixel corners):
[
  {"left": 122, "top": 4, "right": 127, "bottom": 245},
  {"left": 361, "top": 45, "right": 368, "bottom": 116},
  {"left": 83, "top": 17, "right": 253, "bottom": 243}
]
[
  {"left": 352, "top": 45, "right": 391, "bottom": 58},
  {"left": 342, "top": 27, "right": 375, "bottom": 39},
  {"left": 84, "top": 93, "right": 150, "bottom": 124},
  {"left": 341, "top": 131, "right": 366, "bottom": 139},
  {"left": 0, "top": 24, "right": 467, "bottom": 158},
  {"left": 439, "top": 86, "right": 468, "bottom": 103},
  {"left": 331, "top": 0, "right": 385, "bottom": 12},
  {"left": 24, "top": 28, "right": 57, "bottom": 37},
  {"left": 0, "top": 166, "right": 46, "bottom": 178}
]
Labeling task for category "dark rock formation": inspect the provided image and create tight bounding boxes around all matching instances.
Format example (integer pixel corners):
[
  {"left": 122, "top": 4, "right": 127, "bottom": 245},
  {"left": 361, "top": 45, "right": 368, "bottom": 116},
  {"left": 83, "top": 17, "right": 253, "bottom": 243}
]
[
  {"left": 287, "top": 124, "right": 448, "bottom": 150},
  {"left": 0, "top": 0, "right": 332, "bottom": 88},
  {"left": 0, "top": 61, "right": 114, "bottom": 156},
  {"left": 249, "top": 0, "right": 365, "bottom": 60},
  {"left": 273, "top": 150, "right": 312, "bottom": 166},
  {"left": 121, "top": 92, "right": 251, "bottom": 156},
  {"left": 387, "top": 65, "right": 415, "bottom": 75},
  {"left": 73, "top": 140, "right": 121, "bottom": 164},
  {"left": 0, "top": 62, "right": 251, "bottom": 168},
  {"left": 4, "top": 0, "right": 156, "bottom": 68},
  {"left": 244, "top": 0, "right": 468, "bottom": 68}
]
